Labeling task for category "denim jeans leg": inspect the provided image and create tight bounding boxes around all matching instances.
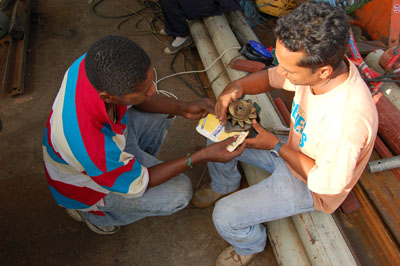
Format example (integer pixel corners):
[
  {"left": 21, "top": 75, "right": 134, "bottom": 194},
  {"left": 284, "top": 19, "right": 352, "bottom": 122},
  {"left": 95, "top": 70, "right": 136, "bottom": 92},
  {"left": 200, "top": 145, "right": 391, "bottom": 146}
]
[
  {"left": 82, "top": 173, "right": 192, "bottom": 227},
  {"left": 207, "top": 139, "right": 277, "bottom": 194},
  {"left": 212, "top": 158, "right": 314, "bottom": 255},
  {"left": 125, "top": 108, "right": 174, "bottom": 166}
]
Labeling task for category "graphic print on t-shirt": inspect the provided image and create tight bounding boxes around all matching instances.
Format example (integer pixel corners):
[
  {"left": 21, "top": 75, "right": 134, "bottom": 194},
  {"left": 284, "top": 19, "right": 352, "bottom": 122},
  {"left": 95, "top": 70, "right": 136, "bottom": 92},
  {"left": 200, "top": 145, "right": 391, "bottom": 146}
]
[{"left": 291, "top": 101, "right": 307, "bottom": 147}]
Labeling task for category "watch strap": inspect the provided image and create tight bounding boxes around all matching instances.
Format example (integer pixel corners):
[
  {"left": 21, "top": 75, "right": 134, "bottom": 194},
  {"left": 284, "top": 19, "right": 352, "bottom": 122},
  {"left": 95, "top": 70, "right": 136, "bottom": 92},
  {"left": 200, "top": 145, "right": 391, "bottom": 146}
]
[{"left": 273, "top": 141, "right": 283, "bottom": 154}]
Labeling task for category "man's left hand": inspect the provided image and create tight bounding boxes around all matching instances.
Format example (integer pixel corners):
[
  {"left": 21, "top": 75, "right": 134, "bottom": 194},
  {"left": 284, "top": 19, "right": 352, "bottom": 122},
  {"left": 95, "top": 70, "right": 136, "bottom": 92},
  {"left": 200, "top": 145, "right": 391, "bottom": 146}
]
[
  {"left": 245, "top": 120, "right": 279, "bottom": 150},
  {"left": 180, "top": 98, "right": 215, "bottom": 120}
]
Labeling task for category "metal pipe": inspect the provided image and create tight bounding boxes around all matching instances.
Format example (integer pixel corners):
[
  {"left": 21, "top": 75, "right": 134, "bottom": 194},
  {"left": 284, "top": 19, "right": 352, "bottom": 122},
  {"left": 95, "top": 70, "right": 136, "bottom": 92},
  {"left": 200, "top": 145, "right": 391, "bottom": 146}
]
[
  {"left": 373, "top": 136, "right": 400, "bottom": 181},
  {"left": 368, "top": 155, "right": 400, "bottom": 173}
]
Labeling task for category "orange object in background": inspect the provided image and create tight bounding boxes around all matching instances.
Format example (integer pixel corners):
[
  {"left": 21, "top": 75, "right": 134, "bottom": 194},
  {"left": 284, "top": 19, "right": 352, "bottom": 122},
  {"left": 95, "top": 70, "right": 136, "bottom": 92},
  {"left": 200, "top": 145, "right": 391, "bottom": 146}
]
[
  {"left": 353, "top": 0, "right": 400, "bottom": 47},
  {"left": 230, "top": 59, "right": 266, "bottom": 73}
]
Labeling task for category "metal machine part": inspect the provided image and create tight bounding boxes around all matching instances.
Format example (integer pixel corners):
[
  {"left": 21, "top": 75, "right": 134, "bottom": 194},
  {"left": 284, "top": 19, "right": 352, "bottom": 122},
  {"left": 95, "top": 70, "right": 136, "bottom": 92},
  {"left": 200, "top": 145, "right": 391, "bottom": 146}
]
[{"left": 225, "top": 99, "right": 258, "bottom": 132}]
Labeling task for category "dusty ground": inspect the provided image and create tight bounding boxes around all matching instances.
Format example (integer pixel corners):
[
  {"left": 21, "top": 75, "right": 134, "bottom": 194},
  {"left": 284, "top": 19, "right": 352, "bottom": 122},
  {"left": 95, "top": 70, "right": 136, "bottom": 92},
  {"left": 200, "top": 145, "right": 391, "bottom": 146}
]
[{"left": 0, "top": 1, "right": 279, "bottom": 265}]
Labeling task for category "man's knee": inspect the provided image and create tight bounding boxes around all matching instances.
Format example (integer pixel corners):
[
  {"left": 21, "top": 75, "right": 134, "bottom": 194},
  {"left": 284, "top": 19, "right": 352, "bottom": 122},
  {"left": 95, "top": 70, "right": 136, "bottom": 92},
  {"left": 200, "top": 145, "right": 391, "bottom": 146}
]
[
  {"left": 167, "top": 175, "right": 192, "bottom": 211},
  {"left": 212, "top": 196, "right": 239, "bottom": 231}
]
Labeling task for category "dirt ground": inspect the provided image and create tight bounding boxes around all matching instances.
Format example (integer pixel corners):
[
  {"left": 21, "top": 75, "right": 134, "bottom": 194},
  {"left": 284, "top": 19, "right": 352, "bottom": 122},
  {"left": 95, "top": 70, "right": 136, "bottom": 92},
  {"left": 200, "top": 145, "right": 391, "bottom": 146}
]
[{"left": 0, "top": 1, "right": 279, "bottom": 265}]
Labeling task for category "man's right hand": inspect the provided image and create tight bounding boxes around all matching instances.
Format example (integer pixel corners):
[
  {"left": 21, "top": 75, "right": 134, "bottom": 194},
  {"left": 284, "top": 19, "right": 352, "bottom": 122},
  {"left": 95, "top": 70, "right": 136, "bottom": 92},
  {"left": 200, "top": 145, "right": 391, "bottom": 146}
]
[
  {"left": 215, "top": 82, "right": 243, "bottom": 125},
  {"left": 201, "top": 136, "right": 246, "bottom": 163}
]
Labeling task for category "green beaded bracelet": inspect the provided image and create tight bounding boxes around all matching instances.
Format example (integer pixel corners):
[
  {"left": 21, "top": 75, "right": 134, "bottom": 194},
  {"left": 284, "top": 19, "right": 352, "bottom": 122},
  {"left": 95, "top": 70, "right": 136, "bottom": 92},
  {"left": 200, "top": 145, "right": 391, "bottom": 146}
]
[{"left": 187, "top": 153, "right": 193, "bottom": 169}]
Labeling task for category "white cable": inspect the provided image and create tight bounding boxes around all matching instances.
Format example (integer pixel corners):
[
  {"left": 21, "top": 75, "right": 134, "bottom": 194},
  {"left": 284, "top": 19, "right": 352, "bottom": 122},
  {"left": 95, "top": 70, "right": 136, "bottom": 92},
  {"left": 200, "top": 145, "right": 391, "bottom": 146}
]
[
  {"left": 155, "top": 46, "right": 241, "bottom": 85},
  {"left": 152, "top": 46, "right": 241, "bottom": 99},
  {"left": 152, "top": 68, "right": 179, "bottom": 99}
]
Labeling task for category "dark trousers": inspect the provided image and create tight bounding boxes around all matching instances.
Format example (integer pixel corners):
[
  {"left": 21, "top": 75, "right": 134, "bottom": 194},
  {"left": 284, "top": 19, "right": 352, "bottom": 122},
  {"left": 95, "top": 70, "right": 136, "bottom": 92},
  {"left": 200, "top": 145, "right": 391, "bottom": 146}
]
[{"left": 159, "top": 0, "right": 222, "bottom": 37}]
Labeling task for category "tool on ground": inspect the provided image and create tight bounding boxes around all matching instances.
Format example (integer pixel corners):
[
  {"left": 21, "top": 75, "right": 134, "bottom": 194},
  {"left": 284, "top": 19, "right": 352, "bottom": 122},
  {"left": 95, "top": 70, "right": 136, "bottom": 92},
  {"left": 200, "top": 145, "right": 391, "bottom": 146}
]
[
  {"left": 225, "top": 99, "right": 258, "bottom": 133},
  {"left": 265, "top": 126, "right": 290, "bottom": 135}
]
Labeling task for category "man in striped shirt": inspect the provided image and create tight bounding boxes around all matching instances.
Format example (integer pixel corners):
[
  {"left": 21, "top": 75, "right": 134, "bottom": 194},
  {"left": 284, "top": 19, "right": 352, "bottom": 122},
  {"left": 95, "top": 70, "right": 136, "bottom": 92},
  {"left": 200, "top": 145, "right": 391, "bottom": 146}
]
[{"left": 43, "top": 35, "right": 244, "bottom": 234}]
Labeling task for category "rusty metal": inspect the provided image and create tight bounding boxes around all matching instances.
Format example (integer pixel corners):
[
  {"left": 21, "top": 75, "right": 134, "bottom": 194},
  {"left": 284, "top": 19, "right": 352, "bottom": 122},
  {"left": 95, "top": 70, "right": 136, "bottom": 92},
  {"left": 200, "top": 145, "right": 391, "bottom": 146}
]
[
  {"left": 274, "top": 97, "right": 291, "bottom": 127},
  {"left": 358, "top": 151, "right": 400, "bottom": 246},
  {"left": 225, "top": 99, "right": 257, "bottom": 132},
  {"left": 2, "top": 0, "right": 31, "bottom": 96},
  {"left": 389, "top": 0, "right": 400, "bottom": 47},
  {"left": 333, "top": 180, "right": 400, "bottom": 265}
]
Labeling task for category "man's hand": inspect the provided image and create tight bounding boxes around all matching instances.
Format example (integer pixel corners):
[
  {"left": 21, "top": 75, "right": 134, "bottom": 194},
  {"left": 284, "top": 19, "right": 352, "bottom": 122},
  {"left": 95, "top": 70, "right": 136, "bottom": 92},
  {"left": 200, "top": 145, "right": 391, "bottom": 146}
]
[
  {"left": 202, "top": 136, "right": 246, "bottom": 162},
  {"left": 245, "top": 120, "right": 279, "bottom": 150},
  {"left": 215, "top": 83, "right": 243, "bottom": 125},
  {"left": 180, "top": 98, "right": 215, "bottom": 120}
]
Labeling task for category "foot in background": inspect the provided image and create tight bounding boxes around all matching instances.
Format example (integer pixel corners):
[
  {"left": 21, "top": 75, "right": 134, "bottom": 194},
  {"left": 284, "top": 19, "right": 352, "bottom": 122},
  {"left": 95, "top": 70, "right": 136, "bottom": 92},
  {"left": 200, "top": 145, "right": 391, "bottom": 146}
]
[
  {"left": 191, "top": 188, "right": 231, "bottom": 208},
  {"left": 164, "top": 36, "right": 193, "bottom": 55},
  {"left": 158, "top": 28, "right": 168, "bottom": 35},
  {"left": 65, "top": 209, "right": 120, "bottom": 235},
  {"left": 215, "top": 246, "right": 258, "bottom": 266}
]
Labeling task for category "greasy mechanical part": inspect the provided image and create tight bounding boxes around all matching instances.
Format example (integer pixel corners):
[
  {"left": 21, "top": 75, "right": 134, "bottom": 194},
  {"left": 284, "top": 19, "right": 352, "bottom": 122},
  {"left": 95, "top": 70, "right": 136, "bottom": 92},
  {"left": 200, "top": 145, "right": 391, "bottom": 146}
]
[{"left": 225, "top": 99, "right": 257, "bottom": 132}]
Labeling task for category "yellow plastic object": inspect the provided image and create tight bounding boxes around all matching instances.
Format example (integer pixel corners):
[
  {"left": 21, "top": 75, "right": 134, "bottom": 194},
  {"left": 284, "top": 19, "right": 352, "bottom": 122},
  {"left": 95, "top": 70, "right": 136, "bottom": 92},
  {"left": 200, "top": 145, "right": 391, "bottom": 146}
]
[{"left": 256, "top": 0, "right": 296, "bottom": 17}]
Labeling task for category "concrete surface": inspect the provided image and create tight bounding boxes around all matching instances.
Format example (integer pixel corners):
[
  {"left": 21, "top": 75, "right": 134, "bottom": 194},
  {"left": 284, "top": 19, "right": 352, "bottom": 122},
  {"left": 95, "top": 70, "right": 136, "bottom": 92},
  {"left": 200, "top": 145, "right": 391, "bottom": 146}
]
[{"left": 0, "top": 1, "right": 278, "bottom": 265}]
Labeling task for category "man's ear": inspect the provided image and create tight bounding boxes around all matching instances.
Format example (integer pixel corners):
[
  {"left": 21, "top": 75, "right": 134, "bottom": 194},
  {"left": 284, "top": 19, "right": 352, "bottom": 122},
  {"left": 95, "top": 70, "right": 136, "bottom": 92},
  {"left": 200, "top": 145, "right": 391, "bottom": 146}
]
[
  {"left": 318, "top": 65, "right": 333, "bottom": 80},
  {"left": 99, "top": 91, "right": 114, "bottom": 103}
]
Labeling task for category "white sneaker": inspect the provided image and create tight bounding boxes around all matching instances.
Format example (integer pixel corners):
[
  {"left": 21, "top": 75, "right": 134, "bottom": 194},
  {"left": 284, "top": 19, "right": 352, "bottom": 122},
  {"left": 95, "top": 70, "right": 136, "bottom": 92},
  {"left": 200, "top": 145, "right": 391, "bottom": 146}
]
[
  {"left": 85, "top": 221, "right": 120, "bottom": 235},
  {"left": 164, "top": 37, "right": 193, "bottom": 55},
  {"left": 158, "top": 28, "right": 167, "bottom": 35},
  {"left": 65, "top": 208, "right": 84, "bottom": 222},
  {"left": 65, "top": 208, "right": 120, "bottom": 235}
]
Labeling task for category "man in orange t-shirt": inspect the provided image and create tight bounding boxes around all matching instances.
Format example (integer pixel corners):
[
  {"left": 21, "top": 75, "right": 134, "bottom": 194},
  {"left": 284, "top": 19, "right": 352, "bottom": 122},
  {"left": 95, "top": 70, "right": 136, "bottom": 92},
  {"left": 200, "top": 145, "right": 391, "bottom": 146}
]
[{"left": 192, "top": 2, "right": 378, "bottom": 266}]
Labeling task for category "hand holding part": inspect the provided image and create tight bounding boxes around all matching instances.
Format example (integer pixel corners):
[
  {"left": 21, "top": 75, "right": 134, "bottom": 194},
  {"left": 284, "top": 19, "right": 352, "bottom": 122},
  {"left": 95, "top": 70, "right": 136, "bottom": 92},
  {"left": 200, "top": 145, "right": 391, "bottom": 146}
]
[
  {"left": 225, "top": 99, "right": 257, "bottom": 133},
  {"left": 181, "top": 98, "right": 215, "bottom": 120},
  {"left": 245, "top": 120, "right": 279, "bottom": 150},
  {"left": 215, "top": 83, "right": 243, "bottom": 125},
  {"left": 203, "top": 136, "right": 246, "bottom": 162}
]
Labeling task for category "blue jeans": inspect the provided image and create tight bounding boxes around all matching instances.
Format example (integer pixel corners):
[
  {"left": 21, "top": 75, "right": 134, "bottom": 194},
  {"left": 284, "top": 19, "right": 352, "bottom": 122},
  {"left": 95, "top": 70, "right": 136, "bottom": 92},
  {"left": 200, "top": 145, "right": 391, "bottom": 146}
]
[
  {"left": 208, "top": 136, "right": 315, "bottom": 255},
  {"left": 82, "top": 108, "right": 192, "bottom": 227}
]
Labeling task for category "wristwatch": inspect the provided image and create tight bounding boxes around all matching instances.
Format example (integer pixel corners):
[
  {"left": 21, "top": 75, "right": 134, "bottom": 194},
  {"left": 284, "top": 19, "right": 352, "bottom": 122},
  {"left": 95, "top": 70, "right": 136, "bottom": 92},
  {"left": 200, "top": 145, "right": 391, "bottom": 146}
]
[{"left": 271, "top": 141, "right": 283, "bottom": 157}]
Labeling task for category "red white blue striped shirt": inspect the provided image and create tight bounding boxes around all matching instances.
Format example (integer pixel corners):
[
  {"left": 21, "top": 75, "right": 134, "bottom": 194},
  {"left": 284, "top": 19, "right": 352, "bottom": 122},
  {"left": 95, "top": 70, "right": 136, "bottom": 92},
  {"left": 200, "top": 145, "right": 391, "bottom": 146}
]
[{"left": 42, "top": 55, "right": 149, "bottom": 215}]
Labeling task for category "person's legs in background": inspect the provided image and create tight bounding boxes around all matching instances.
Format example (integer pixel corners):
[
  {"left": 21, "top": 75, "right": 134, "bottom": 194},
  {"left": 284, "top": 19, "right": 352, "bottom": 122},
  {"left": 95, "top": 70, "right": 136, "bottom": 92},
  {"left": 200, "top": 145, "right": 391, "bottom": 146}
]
[{"left": 158, "top": 0, "right": 220, "bottom": 54}]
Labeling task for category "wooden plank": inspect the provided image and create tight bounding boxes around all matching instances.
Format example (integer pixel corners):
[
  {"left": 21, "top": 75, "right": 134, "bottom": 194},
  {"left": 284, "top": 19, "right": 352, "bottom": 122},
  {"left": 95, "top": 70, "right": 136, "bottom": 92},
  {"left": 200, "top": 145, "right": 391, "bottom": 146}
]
[{"left": 359, "top": 151, "right": 400, "bottom": 245}]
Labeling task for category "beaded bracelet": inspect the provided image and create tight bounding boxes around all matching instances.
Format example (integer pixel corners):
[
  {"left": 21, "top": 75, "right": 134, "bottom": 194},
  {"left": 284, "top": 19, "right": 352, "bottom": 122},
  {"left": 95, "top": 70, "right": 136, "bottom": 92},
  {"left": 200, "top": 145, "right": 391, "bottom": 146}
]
[{"left": 187, "top": 153, "right": 194, "bottom": 169}]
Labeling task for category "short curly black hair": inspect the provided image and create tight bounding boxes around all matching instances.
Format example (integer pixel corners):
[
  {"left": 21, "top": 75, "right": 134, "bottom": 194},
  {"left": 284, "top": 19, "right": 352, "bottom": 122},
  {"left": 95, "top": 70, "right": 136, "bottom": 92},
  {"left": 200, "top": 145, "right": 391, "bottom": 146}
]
[
  {"left": 85, "top": 35, "right": 151, "bottom": 96},
  {"left": 275, "top": 1, "right": 349, "bottom": 71}
]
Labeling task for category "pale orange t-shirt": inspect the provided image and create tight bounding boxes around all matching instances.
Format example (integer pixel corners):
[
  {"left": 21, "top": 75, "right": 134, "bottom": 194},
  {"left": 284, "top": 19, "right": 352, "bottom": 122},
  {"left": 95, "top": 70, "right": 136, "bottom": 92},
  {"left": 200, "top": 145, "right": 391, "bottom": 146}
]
[{"left": 283, "top": 59, "right": 378, "bottom": 213}]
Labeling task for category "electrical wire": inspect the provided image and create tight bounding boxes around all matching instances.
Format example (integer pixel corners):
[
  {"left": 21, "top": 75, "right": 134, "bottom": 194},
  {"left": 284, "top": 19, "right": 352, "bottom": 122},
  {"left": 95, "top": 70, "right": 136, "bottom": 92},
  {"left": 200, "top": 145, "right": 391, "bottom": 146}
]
[
  {"left": 155, "top": 46, "right": 241, "bottom": 85},
  {"left": 90, "top": 1, "right": 245, "bottom": 100},
  {"left": 170, "top": 49, "right": 204, "bottom": 98},
  {"left": 152, "top": 46, "right": 242, "bottom": 100},
  {"left": 92, "top": 0, "right": 169, "bottom": 45}
]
